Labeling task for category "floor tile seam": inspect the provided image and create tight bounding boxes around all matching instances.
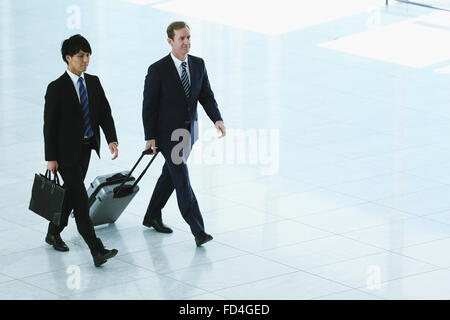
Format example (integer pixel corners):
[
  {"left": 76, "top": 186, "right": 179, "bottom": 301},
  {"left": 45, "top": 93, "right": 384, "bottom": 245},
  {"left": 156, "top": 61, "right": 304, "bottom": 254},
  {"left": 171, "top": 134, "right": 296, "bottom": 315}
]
[
  {"left": 320, "top": 80, "right": 441, "bottom": 112},
  {"left": 251, "top": 248, "right": 389, "bottom": 280},
  {"left": 317, "top": 169, "right": 431, "bottom": 186},
  {"left": 364, "top": 197, "right": 450, "bottom": 217},
  {"left": 251, "top": 225, "right": 372, "bottom": 255},
  {"left": 306, "top": 249, "right": 443, "bottom": 277},
  {"left": 313, "top": 289, "right": 385, "bottom": 300},
  {"left": 183, "top": 291, "right": 229, "bottom": 300},
  {"left": 13, "top": 277, "right": 64, "bottom": 299},
  {"left": 387, "top": 234, "right": 450, "bottom": 252},
  {"left": 398, "top": 170, "right": 450, "bottom": 185},
  {"left": 59, "top": 273, "right": 171, "bottom": 299},
  {"left": 419, "top": 214, "right": 450, "bottom": 227},
  {"left": 352, "top": 267, "right": 450, "bottom": 292},
  {"left": 0, "top": 242, "right": 74, "bottom": 257},
  {"left": 338, "top": 233, "right": 450, "bottom": 257},
  {"left": 0, "top": 207, "right": 55, "bottom": 225},
  {"left": 82, "top": 221, "right": 193, "bottom": 239},
  {"left": 4, "top": 250, "right": 161, "bottom": 281},
  {"left": 210, "top": 266, "right": 357, "bottom": 299},
  {"left": 339, "top": 144, "right": 438, "bottom": 164},
  {"left": 209, "top": 218, "right": 310, "bottom": 237},
  {"left": 57, "top": 272, "right": 166, "bottom": 299},
  {"left": 308, "top": 266, "right": 448, "bottom": 296},
  {"left": 291, "top": 215, "right": 419, "bottom": 237},
  {"left": 366, "top": 199, "right": 450, "bottom": 221},
  {"left": 320, "top": 176, "right": 449, "bottom": 200},
  {"left": 89, "top": 233, "right": 193, "bottom": 252},
  {"left": 157, "top": 250, "right": 275, "bottom": 275},
  {"left": 265, "top": 199, "right": 372, "bottom": 221},
  {"left": 109, "top": 235, "right": 211, "bottom": 256},
  {"left": 131, "top": 271, "right": 247, "bottom": 298},
  {"left": 339, "top": 143, "right": 435, "bottom": 163},
  {"left": 252, "top": 222, "right": 394, "bottom": 263},
  {"left": 213, "top": 192, "right": 374, "bottom": 221},
  {"left": 382, "top": 249, "right": 445, "bottom": 269},
  {"left": 196, "top": 194, "right": 292, "bottom": 213},
  {"left": 192, "top": 179, "right": 268, "bottom": 194},
  {"left": 208, "top": 214, "right": 324, "bottom": 236},
  {"left": 303, "top": 246, "right": 440, "bottom": 273},
  {"left": 19, "top": 262, "right": 164, "bottom": 298},
  {"left": 202, "top": 184, "right": 322, "bottom": 203},
  {"left": 258, "top": 248, "right": 395, "bottom": 278},
  {"left": 211, "top": 231, "right": 337, "bottom": 258},
  {"left": 115, "top": 250, "right": 250, "bottom": 276},
  {"left": 182, "top": 270, "right": 302, "bottom": 296},
  {"left": 286, "top": 196, "right": 415, "bottom": 220}
]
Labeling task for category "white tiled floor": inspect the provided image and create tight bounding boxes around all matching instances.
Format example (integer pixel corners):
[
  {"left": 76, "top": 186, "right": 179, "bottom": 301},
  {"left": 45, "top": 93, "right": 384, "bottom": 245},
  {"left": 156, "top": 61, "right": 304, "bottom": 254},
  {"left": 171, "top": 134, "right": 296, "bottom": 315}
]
[{"left": 1, "top": 0, "right": 450, "bottom": 299}]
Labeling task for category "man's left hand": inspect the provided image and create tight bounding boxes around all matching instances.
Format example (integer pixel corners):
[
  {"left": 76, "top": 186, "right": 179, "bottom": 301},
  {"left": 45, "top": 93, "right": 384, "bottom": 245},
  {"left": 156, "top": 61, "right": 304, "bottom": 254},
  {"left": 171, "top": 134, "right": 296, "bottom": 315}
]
[
  {"left": 215, "top": 121, "right": 226, "bottom": 139},
  {"left": 108, "top": 142, "right": 119, "bottom": 160}
]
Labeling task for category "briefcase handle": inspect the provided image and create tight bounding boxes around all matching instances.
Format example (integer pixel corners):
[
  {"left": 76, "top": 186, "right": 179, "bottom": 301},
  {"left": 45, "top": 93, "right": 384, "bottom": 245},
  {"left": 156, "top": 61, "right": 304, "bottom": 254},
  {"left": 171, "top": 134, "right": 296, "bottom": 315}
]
[
  {"left": 44, "top": 170, "right": 62, "bottom": 186},
  {"left": 42, "top": 170, "right": 63, "bottom": 194},
  {"left": 114, "top": 150, "right": 158, "bottom": 197}
]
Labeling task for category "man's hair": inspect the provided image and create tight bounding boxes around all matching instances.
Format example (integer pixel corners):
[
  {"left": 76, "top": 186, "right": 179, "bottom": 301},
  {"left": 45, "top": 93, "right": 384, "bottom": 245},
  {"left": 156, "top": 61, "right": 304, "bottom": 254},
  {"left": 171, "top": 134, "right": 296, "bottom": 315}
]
[
  {"left": 167, "top": 21, "right": 190, "bottom": 40},
  {"left": 61, "top": 34, "right": 92, "bottom": 64}
]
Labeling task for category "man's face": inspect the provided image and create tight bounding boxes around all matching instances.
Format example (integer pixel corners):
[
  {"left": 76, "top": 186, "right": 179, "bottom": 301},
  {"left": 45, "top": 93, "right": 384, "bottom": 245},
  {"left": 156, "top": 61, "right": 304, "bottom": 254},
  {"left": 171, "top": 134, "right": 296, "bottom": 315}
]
[
  {"left": 66, "top": 50, "right": 90, "bottom": 75},
  {"left": 168, "top": 27, "right": 190, "bottom": 57}
]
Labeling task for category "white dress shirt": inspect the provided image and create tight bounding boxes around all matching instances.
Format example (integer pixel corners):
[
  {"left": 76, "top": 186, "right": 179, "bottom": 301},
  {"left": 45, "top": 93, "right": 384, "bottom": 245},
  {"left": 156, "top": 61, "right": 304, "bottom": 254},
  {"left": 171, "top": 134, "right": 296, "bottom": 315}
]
[
  {"left": 66, "top": 69, "right": 87, "bottom": 102},
  {"left": 66, "top": 69, "right": 118, "bottom": 145},
  {"left": 170, "top": 53, "right": 190, "bottom": 83}
]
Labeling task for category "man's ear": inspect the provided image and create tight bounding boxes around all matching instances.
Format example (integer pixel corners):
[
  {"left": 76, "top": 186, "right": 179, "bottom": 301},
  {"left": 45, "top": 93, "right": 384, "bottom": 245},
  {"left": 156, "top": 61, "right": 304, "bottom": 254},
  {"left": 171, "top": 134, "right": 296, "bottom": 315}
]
[
  {"left": 167, "top": 38, "right": 173, "bottom": 46},
  {"left": 65, "top": 55, "right": 71, "bottom": 63}
]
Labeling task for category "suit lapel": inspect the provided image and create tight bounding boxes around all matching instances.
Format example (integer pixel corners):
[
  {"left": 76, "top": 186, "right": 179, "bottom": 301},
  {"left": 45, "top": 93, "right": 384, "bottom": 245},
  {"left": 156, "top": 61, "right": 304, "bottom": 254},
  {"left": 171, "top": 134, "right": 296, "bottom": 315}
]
[
  {"left": 62, "top": 72, "right": 81, "bottom": 110},
  {"left": 84, "top": 74, "right": 96, "bottom": 122},
  {"left": 187, "top": 55, "right": 196, "bottom": 103}
]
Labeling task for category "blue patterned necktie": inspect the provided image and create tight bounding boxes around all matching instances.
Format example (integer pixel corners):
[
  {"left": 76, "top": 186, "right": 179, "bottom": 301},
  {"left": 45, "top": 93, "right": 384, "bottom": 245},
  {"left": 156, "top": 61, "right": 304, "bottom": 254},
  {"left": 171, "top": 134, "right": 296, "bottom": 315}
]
[
  {"left": 78, "top": 77, "right": 93, "bottom": 138},
  {"left": 181, "top": 61, "right": 191, "bottom": 98}
]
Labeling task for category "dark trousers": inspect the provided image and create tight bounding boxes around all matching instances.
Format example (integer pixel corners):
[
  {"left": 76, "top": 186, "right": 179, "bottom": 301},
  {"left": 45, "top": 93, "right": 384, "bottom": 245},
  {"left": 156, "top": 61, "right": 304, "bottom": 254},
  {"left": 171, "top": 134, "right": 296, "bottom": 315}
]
[
  {"left": 48, "top": 143, "right": 103, "bottom": 254},
  {"left": 143, "top": 144, "right": 204, "bottom": 236}
]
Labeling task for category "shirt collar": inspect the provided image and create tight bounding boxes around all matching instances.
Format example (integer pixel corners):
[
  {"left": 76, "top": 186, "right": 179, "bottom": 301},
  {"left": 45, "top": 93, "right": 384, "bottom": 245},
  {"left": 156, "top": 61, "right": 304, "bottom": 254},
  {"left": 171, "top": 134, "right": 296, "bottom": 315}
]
[
  {"left": 170, "top": 52, "right": 188, "bottom": 70},
  {"left": 66, "top": 68, "right": 85, "bottom": 83}
]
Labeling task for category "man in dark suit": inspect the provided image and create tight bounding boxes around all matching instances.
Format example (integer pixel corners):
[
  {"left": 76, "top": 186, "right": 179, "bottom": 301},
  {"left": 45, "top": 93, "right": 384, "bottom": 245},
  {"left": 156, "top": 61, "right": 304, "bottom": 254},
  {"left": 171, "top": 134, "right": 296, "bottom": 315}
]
[
  {"left": 142, "top": 21, "right": 226, "bottom": 246},
  {"left": 44, "top": 34, "right": 119, "bottom": 267}
]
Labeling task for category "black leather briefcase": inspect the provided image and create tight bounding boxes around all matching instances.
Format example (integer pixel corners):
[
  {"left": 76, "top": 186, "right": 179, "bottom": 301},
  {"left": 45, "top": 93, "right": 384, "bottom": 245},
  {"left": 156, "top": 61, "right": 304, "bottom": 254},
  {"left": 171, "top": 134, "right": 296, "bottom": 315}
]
[{"left": 29, "top": 170, "right": 66, "bottom": 226}]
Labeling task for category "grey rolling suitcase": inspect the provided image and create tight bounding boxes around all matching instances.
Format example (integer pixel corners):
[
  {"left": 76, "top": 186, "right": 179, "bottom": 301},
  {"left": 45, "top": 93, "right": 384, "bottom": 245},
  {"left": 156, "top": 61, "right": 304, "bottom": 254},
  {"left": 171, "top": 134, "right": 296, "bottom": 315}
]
[{"left": 87, "top": 150, "right": 157, "bottom": 226}]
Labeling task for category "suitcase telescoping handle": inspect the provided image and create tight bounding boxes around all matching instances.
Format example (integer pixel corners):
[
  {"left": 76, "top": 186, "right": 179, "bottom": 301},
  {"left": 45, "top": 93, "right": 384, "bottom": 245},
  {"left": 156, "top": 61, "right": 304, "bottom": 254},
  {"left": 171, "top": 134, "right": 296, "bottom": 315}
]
[{"left": 114, "top": 149, "right": 158, "bottom": 198}]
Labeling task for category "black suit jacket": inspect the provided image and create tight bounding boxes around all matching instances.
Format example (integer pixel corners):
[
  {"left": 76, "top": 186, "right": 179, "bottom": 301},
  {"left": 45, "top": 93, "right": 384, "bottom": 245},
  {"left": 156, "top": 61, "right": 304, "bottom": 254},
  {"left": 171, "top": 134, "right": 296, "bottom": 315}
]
[
  {"left": 142, "top": 53, "right": 222, "bottom": 149},
  {"left": 44, "top": 72, "right": 118, "bottom": 166}
]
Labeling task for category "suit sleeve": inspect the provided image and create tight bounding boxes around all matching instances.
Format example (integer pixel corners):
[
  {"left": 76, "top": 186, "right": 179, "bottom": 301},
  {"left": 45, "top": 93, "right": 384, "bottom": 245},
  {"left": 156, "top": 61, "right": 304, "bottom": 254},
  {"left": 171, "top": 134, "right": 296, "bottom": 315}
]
[
  {"left": 43, "top": 82, "right": 59, "bottom": 161},
  {"left": 198, "top": 59, "right": 223, "bottom": 123},
  {"left": 96, "top": 76, "right": 118, "bottom": 144},
  {"left": 142, "top": 65, "right": 161, "bottom": 141}
]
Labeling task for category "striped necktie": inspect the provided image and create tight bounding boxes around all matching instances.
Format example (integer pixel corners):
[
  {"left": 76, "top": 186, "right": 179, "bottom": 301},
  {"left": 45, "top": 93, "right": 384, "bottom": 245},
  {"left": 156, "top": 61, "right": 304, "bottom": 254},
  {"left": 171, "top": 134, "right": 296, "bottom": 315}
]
[
  {"left": 181, "top": 61, "right": 191, "bottom": 98},
  {"left": 78, "top": 77, "right": 93, "bottom": 138}
]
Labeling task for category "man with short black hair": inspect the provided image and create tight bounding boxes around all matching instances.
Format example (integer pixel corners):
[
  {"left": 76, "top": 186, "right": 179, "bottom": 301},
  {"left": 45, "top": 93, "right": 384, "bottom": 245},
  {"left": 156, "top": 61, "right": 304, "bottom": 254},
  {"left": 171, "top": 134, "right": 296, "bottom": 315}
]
[
  {"left": 44, "top": 34, "right": 119, "bottom": 267},
  {"left": 142, "top": 21, "right": 226, "bottom": 246}
]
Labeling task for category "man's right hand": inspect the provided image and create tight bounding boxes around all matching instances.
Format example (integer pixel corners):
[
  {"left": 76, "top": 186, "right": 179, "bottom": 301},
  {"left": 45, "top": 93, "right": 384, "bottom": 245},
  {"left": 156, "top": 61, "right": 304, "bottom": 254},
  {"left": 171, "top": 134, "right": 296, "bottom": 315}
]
[
  {"left": 47, "top": 160, "right": 58, "bottom": 172},
  {"left": 145, "top": 139, "right": 157, "bottom": 155}
]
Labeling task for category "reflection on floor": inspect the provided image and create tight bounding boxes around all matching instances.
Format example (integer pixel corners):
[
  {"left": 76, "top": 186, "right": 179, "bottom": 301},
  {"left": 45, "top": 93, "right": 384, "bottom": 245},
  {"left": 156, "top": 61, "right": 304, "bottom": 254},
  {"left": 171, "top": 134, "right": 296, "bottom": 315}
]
[{"left": 1, "top": 0, "right": 450, "bottom": 299}]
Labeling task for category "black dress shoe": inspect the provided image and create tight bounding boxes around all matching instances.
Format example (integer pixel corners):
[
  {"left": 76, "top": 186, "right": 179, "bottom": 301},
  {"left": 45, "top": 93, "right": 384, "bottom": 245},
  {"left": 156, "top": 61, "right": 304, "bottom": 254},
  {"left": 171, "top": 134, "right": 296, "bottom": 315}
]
[
  {"left": 45, "top": 234, "right": 69, "bottom": 252},
  {"left": 143, "top": 219, "right": 173, "bottom": 233},
  {"left": 195, "top": 232, "right": 213, "bottom": 247},
  {"left": 92, "top": 248, "right": 118, "bottom": 267}
]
